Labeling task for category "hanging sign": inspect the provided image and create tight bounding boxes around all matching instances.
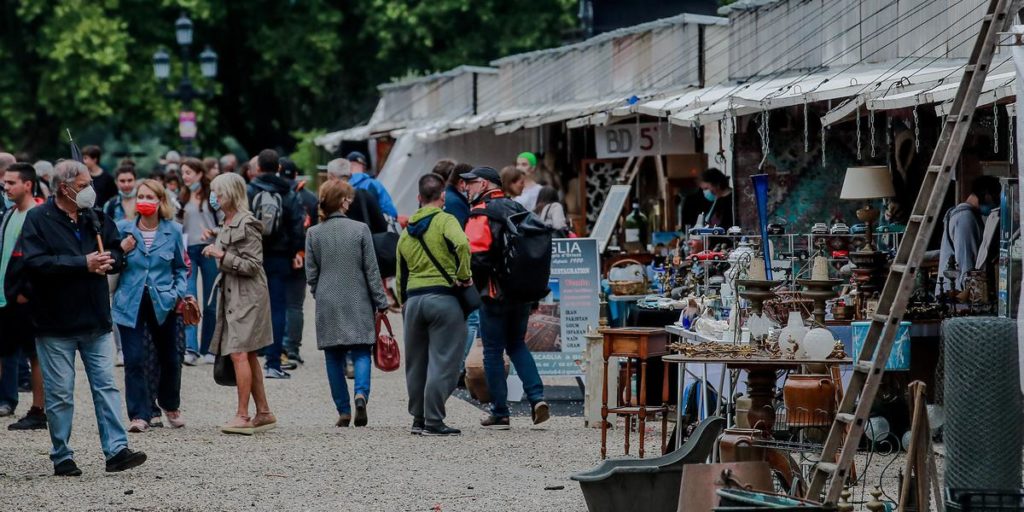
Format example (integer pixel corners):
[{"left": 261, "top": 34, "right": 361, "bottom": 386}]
[
  {"left": 595, "top": 122, "right": 694, "bottom": 158},
  {"left": 178, "top": 111, "right": 197, "bottom": 140}
]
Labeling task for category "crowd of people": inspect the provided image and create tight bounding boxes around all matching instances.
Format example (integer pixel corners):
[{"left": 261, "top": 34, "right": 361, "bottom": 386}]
[{"left": 0, "top": 145, "right": 570, "bottom": 474}]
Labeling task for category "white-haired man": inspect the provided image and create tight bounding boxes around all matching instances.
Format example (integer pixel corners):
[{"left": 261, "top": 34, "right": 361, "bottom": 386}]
[{"left": 20, "top": 160, "right": 147, "bottom": 476}]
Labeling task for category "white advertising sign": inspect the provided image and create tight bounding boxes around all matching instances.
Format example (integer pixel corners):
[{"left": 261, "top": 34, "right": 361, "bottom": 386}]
[{"left": 595, "top": 122, "right": 695, "bottom": 159}]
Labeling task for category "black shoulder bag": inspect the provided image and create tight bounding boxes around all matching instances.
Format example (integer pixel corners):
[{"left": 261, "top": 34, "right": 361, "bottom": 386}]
[{"left": 413, "top": 235, "right": 480, "bottom": 317}]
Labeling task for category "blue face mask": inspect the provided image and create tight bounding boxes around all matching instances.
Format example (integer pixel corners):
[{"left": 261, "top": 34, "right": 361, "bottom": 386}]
[
  {"left": 980, "top": 204, "right": 994, "bottom": 216},
  {"left": 209, "top": 191, "right": 220, "bottom": 211},
  {"left": 188, "top": 182, "right": 201, "bottom": 192},
  {"left": 703, "top": 189, "right": 716, "bottom": 202},
  {"left": 119, "top": 189, "right": 136, "bottom": 199},
  {"left": 2, "top": 195, "right": 13, "bottom": 209}
]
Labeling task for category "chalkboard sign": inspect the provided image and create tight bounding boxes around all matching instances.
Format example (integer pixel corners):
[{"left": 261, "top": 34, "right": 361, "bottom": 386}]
[{"left": 593, "top": 184, "right": 632, "bottom": 253}]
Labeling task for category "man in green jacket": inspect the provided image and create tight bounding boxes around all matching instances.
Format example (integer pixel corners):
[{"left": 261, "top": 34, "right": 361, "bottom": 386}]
[{"left": 396, "top": 173, "right": 471, "bottom": 437}]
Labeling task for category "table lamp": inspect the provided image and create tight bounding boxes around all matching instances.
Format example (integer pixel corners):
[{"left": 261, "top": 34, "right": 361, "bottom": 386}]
[{"left": 840, "top": 166, "right": 895, "bottom": 252}]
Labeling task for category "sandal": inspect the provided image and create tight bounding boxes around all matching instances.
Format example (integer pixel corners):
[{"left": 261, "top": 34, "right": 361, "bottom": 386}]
[{"left": 220, "top": 415, "right": 255, "bottom": 435}]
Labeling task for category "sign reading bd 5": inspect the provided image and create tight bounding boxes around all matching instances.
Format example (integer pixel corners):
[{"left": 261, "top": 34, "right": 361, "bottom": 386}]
[{"left": 595, "top": 122, "right": 694, "bottom": 159}]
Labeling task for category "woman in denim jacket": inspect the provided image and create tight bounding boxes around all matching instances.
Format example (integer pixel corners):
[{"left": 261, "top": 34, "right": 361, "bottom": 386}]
[{"left": 113, "top": 179, "right": 189, "bottom": 433}]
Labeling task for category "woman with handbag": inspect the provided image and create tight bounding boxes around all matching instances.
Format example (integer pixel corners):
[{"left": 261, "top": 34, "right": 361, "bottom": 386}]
[
  {"left": 203, "top": 173, "right": 277, "bottom": 435},
  {"left": 113, "top": 179, "right": 189, "bottom": 432},
  {"left": 178, "top": 157, "right": 220, "bottom": 365},
  {"left": 305, "top": 179, "right": 389, "bottom": 428}
]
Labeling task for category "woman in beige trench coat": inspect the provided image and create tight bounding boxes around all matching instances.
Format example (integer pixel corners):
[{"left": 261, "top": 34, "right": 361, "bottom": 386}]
[{"left": 203, "top": 173, "right": 276, "bottom": 435}]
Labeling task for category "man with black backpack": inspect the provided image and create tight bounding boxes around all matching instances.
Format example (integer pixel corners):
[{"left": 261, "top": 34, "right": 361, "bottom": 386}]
[
  {"left": 463, "top": 166, "right": 551, "bottom": 430},
  {"left": 247, "top": 149, "right": 306, "bottom": 379}
]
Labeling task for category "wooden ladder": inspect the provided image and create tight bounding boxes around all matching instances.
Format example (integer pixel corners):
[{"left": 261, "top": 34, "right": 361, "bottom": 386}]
[{"left": 806, "top": 0, "right": 1022, "bottom": 503}]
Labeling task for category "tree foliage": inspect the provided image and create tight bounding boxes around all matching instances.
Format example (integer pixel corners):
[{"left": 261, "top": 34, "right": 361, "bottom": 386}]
[{"left": 0, "top": 0, "right": 576, "bottom": 162}]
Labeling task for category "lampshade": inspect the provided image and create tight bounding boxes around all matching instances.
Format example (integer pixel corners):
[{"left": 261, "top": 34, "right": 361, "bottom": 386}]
[
  {"left": 840, "top": 166, "right": 895, "bottom": 200},
  {"left": 175, "top": 13, "right": 194, "bottom": 47}
]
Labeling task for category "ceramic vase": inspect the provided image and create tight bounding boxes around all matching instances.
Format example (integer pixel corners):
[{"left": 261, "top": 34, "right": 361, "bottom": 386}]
[{"left": 778, "top": 311, "right": 808, "bottom": 357}]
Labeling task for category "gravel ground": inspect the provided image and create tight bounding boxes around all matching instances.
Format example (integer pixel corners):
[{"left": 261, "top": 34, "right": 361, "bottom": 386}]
[
  {"left": 0, "top": 297, "right": 936, "bottom": 511},
  {"left": 0, "top": 302, "right": 621, "bottom": 512}
]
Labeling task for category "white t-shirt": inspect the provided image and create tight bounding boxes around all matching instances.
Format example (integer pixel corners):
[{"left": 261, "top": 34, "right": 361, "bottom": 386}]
[{"left": 514, "top": 183, "right": 543, "bottom": 211}]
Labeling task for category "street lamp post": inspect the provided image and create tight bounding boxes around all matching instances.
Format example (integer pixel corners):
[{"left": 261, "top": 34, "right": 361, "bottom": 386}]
[{"left": 152, "top": 12, "right": 217, "bottom": 156}]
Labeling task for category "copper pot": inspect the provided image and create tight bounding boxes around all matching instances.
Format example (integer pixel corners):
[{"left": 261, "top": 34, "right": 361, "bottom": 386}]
[
  {"left": 718, "top": 428, "right": 768, "bottom": 463},
  {"left": 783, "top": 374, "right": 836, "bottom": 427}
]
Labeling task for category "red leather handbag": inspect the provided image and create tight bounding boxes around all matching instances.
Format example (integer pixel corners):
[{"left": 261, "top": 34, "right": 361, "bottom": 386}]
[{"left": 373, "top": 312, "right": 401, "bottom": 372}]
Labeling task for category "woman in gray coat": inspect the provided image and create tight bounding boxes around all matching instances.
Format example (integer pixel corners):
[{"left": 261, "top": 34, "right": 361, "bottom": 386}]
[{"left": 305, "top": 179, "right": 389, "bottom": 427}]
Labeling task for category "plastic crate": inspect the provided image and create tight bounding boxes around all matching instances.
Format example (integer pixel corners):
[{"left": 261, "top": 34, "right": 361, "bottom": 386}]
[{"left": 946, "top": 489, "right": 1024, "bottom": 512}]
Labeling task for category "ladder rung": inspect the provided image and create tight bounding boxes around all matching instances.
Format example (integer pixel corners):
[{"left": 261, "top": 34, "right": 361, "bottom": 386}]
[
  {"left": 855, "top": 361, "right": 874, "bottom": 374},
  {"left": 984, "top": 14, "right": 994, "bottom": 21},
  {"left": 909, "top": 214, "right": 927, "bottom": 223},
  {"left": 890, "top": 264, "right": 908, "bottom": 274},
  {"left": 836, "top": 413, "right": 856, "bottom": 424},
  {"left": 816, "top": 462, "right": 838, "bottom": 474},
  {"left": 872, "top": 313, "right": 890, "bottom": 323},
  {"left": 927, "top": 165, "right": 945, "bottom": 173}
]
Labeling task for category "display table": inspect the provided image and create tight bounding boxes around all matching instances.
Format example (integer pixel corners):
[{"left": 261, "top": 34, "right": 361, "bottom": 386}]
[{"left": 662, "top": 326, "right": 852, "bottom": 446}]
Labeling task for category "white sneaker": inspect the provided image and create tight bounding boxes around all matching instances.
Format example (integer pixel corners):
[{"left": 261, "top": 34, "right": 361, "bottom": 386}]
[
  {"left": 183, "top": 353, "right": 199, "bottom": 366},
  {"left": 116, "top": 351, "right": 124, "bottom": 367},
  {"left": 203, "top": 354, "right": 216, "bottom": 365}
]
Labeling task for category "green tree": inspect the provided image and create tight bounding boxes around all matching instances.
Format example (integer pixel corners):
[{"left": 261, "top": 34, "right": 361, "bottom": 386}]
[{"left": 0, "top": 0, "right": 576, "bottom": 161}]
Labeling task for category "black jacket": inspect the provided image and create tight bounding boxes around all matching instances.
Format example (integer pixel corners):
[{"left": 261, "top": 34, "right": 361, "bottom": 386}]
[
  {"left": 348, "top": 188, "right": 388, "bottom": 234},
  {"left": 21, "top": 198, "right": 125, "bottom": 338},
  {"left": 0, "top": 207, "right": 32, "bottom": 303},
  {"left": 247, "top": 173, "right": 306, "bottom": 257}
]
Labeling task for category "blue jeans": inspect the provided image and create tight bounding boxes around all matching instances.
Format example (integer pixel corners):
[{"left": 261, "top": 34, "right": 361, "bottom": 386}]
[
  {"left": 479, "top": 301, "right": 545, "bottom": 418},
  {"left": 324, "top": 345, "right": 371, "bottom": 415},
  {"left": 461, "top": 309, "right": 480, "bottom": 372},
  {"left": 283, "top": 269, "right": 306, "bottom": 356},
  {"left": 263, "top": 255, "right": 291, "bottom": 370},
  {"left": 185, "top": 244, "right": 218, "bottom": 356},
  {"left": 118, "top": 295, "right": 181, "bottom": 421},
  {"left": 35, "top": 332, "right": 129, "bottom": 464}
]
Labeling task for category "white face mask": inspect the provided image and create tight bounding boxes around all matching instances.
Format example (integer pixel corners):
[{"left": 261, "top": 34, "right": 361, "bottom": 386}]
[{"left": 67, "top": 184, "right": 97, "bottom": 209}]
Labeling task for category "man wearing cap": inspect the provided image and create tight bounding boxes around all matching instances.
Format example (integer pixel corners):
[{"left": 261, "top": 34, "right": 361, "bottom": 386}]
[
  {"left": 347, "top": 151, "right": 398, "bottom": 218},
  {"left": 462, "top": 166, "right": 549, "bottom": 431},
  {"left": 513, "top": 152, "right": 543, "bottom": 211}
]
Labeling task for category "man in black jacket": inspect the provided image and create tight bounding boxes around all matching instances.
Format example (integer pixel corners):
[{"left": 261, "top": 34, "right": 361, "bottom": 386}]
[
  {"left": 21, "top": 160, "right": 146, "bottom": 476},
  {"left": 246, "top": 149, "right": 306, "bottom": 378},
  {"left": 279, "top": 158, "right": 318, "bottom": 365},
  {"left": 0, "top": 163, "right": 46, "bottom": 430}
]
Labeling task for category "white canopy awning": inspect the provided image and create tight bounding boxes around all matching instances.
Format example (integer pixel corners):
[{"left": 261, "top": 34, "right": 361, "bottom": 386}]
[{"left": 626, "top": 60, "right": 972, "bottom": 127}]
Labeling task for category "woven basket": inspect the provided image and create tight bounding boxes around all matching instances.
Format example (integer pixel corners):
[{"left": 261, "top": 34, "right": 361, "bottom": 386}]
[{"left": 608, "top": 259, "right": 648, "bottom": 295}]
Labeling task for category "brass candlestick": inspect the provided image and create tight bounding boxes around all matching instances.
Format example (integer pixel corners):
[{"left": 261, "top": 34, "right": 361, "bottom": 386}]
[
  {"left": 797, "top": 279, "right": 843, "bottom": 326},
  {"left": 736, "top": 279, "right": 783, "bottom": 317}
]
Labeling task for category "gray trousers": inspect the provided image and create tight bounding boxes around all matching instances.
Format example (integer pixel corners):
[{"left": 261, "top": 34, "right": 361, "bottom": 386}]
[{"left": 403, "top": 293, "right": 467, "bottom": 427}]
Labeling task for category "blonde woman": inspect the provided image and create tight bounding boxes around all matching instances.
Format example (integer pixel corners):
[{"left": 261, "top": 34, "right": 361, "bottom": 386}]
[
  {"left": 113, "top": 179, "right": 189, "bottom": 432},
  {"left": 203, "top": 173, "right": 277, "bottom": 435}
]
